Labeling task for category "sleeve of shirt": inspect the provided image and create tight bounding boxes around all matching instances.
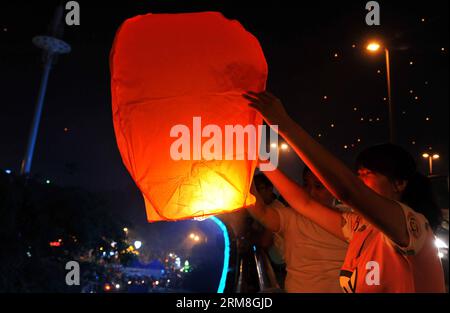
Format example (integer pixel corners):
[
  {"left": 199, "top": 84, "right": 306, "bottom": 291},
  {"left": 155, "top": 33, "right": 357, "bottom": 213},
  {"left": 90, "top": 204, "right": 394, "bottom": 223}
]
[
  {"left": 272, "top": 205, "right": 294, "bottom": 236},
  {"left": 341, "top": 212, "right": 362, "bottom": 243},
  {"left": 384, "top": 202, "right": 430, "bottom": 255}
]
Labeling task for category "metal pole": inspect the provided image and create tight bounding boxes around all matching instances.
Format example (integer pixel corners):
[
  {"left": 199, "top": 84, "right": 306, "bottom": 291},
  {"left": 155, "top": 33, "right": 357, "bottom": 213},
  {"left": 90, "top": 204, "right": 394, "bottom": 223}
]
[
  {"left": 429, "top": 156, "right": 433, "bottom": 176},
  {"left": 20, "top": 54, "right": 53, "bottom": 176},
  {"left": 385, "top": 48, "right": 395, "bottom": 143}
]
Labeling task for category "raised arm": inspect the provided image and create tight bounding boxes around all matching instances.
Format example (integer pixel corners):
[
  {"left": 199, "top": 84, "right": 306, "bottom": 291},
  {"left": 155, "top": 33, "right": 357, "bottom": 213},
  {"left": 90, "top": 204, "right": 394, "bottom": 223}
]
[
  {"left": 247, "top": 183, "right": 281, "bottom": 233},
  {"left": 262, "top": 168, "right": 345, "bottom": 240},
  {"left": 244, "top": 91, "right": 409, "bottom": 247}
]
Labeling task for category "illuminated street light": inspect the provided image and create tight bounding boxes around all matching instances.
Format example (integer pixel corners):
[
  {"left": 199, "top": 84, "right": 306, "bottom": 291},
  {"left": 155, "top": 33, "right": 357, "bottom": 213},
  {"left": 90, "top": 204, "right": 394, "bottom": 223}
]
[
  {"left": 134, "top": 240, "right": 142, "bottom": 249},
  {"left": 366, "top": 40, "right": 395, "bottom": 143},
  {"left": 123, "top": 227, "right": 128, "bottom": 233},
  {"left": 435, "top": 237, "right": 448, "bottom": 249},
  {"left": 422, "top": 153, "right": 440, "bottom": 176},
  {"left": 366, "top": 42, "right": 381, "bottom": 52},
  {"left": 280, "top": 143, "right": 289, "bottom": 151},
  {"left": 189, "top": 233, "right": 195, "bottom": 239}
]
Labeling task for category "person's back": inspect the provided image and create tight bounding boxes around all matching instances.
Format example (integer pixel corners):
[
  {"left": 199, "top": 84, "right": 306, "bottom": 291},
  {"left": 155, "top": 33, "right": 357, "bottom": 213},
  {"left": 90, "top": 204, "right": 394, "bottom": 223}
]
[{"left": 275, "top": 205, "right": 348, "bottom": 292}]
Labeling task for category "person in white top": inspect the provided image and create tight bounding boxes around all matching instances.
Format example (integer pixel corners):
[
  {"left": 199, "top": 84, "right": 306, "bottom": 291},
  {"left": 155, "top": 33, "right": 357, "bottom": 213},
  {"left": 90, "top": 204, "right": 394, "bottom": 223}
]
[{"left": 248, "top": 167, "right": 349, "bottom": 292}]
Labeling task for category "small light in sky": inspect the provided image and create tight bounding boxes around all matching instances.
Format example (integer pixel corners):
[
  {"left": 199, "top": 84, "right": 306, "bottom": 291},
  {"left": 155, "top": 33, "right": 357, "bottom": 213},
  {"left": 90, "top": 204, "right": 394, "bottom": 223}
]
[
  {"left": 414, "top": 96, "right": 419, "bottom": 100},
  {"left": 351, "top": 44, "right": 356, "bottom": 48},
  {"left": 411, "top": 140, "right": 416, "bottom": 145},
  {"left": 402, "top": 111, "right": 407, "bottom": 115},
  {"left": 369, "top": 118, "right": 373, "bottom": 122},
  {"left": 421, "top": 18, "right": 426, "bottom": 22},
  {"left": 357, "top": 138, "right": 361, "bottom": 142},
  {"left": 330, "top": 123, "right": 335, "bottom": 128},
  {"left": 360, "top": 117, "right": 364, "bottom": 121},
  {"left": 323, "top": 95, "right": 328, "bottom": 100},
  {"left": 425, "top": 117, "right": 431, "bottom": 121},
  {"left": 353, "top": 107, "right": 358, "bottom": 111},
  {"left": 376, "top": 117, "right": 380, "bottom": 121},
  {"left": 409, "top": 61, "right": 414, "bottom": 65},
  {"left": 5, "top": 169, "right": 12, "bottom": 174},
  {"left": 383, "top": 97, "right": 387, "bottom": 101},
  {"left": 441, "top": 47, "right": 446, "bottom": 52},
  {"left": 333, "top": 53, "right": 338, "bottom": 58},
  {"left": 344, "top": 145, "right": 348, "bottom": 149},
  {"left": 318, "top": 133, "right": 322, "bottom": 138},
  {"left": 377, "top": 69, "right": 381, "bottom": 74},
  {"left": 409, "top": 90, "right": 414, "bottom": 94},
  {"left": 46, "top": 180, "right": 51, "bottom": 184},
  {"left": 3, "top": 28, "right": 7, "bottom": 32},
  {"left": 64, "top": 127, "right": 69, "bottom": 132},
  {"left": 424, "top": 81, "right": 429, "bottom": 85}
]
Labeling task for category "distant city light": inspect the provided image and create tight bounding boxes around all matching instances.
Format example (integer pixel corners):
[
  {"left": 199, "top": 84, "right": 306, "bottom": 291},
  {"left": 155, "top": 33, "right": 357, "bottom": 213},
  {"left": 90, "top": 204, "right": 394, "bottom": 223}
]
[
  {"left": 46, "top": 180, "right": 51, "bottom": 184},
  {"left": 435, "top": 237, "right": 448, "bottom": 249},
  {"left": 115, "top": 284, "right": 120, "bottom": 289},
  {"left": 5, "top": 169, "right": 12, "bottom": 174},
  {"left": 134, "top": 240, "right": 142, "bottom": 249}
]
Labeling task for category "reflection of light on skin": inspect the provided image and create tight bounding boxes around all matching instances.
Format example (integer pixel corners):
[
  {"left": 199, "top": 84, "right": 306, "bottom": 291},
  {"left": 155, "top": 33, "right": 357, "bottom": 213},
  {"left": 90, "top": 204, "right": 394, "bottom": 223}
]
[{"left": 210, "top": 216, "right": 230, "bottom": 293}]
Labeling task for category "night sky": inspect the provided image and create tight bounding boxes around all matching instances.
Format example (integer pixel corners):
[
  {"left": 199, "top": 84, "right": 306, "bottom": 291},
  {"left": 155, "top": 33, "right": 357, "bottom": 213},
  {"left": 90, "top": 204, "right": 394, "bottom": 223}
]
[{"left": 1, "top": 1, "right": 448, "bottom": 225}]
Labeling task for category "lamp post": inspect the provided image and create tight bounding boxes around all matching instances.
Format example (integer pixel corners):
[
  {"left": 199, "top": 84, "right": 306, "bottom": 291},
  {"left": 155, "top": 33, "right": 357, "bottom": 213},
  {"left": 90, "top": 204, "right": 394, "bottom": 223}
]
[
  {"left": 20, "top": 5, "right": 71, "bottom": 176},
  {"left": 422, "top": 153, "right": 440, "bottom": 176},
  {"left": 366, "top": 41, "right": 395, "bottom": 143}
]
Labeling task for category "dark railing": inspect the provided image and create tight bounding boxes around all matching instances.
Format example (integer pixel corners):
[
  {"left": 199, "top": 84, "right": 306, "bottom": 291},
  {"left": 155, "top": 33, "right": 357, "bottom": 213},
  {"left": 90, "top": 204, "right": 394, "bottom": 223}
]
[{"left": 231, "top": 242, "right": 283, "bottom": 293}]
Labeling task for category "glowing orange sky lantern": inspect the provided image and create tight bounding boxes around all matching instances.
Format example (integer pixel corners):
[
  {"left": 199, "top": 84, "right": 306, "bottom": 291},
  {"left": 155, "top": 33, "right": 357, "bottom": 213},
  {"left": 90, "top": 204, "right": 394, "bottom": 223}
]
[{"left": 110, "top": 12, "right": 268, "bottom": 222}]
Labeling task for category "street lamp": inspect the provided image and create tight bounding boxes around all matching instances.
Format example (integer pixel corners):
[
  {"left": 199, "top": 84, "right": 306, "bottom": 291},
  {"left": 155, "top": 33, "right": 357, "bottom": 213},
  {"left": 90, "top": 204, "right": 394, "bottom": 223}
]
[
  {"left": 366, "top": 41, "right": 395, "bottom": 143},
  {"left": 134, "top": 240, "right": 142, "bottom": 249},
  {"left": 422, "top": 153, "right": 440, "bottom": 176}
]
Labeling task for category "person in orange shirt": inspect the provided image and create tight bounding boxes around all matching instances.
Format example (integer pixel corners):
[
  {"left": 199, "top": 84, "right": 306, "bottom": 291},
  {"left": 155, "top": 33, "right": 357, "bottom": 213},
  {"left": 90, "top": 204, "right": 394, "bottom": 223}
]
[{"left": 243, "top": 91, "right": 445, "bottom": 293}]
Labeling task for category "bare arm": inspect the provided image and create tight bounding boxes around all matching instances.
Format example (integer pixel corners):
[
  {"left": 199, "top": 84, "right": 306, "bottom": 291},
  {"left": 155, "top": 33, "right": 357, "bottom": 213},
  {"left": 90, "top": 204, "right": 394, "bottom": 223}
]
[
  {"left": 263, "top": 168, "right": 345, "bottom": 241},
  {"left": 244, "top": 91, "right": 409, "bottom": 247},
  {"left": 247, "top": 183, "right": 281, "bottom": 233}
]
